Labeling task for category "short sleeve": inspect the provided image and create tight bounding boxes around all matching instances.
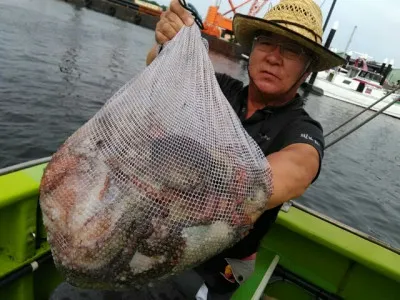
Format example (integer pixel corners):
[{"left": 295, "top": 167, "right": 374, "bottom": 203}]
[{"left": 280, "top": 114, "right": 325, "bottom": 182}]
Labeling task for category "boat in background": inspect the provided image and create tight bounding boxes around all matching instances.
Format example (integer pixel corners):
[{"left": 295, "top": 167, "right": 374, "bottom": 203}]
[
  {"left": 311, "top": 64, "right": 400, "bottom": 119},
  {"left": 1, "top": 157, "right": 399, "bottom": 300},
  {"left": 238, "top": 53, "right": 400, "bottom": 118}
]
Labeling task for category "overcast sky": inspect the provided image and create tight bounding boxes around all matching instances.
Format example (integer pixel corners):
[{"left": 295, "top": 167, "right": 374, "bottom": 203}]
[{"left": 157, "top": 0, "right": 399, "bottom": 66}]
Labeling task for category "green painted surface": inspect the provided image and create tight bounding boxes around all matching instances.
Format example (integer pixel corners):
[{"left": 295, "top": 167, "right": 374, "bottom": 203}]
[
  {"left": 0, "top": 163, "right": 62, "bottom": 300},
  {"left": 339, "top": 264, "right": 400, "bottom": 300},
  {"left": 0, "top": 196, "right": 37, "bottom": 264},
  {"left": 266, "top": 281, "right": 314, "bottom": 300},
  {"left": 0, "top": 257, "right": 62, "bottom": 300},
  {"left": 0, "top": 167, "right": 45, "bottom": 276},
  {"left": 0, "top": 171, "right": 38, "bottom": 209},
  {"left": 276, "top": 207, "right": 400, "bottom": 282},
  {"left": 0, "top": 242, "right": 50, "bottom": 279},
  {"left": 22, "top": 163, "right": 48, "bottom": 184},
  {"left": 0, "top": 275, "right": 34, "bottom": 300},
  {"left": 234, "top": 208, "right": 400, "bottom": 299},
  {"left": 261, "top": 225, "right": 351, "bottom": 294}
]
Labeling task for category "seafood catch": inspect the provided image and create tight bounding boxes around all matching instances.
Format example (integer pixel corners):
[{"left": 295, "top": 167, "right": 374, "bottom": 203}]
[
  {"left": 40, "top": 133, "right": 270, "bottom": 289},
  {"left": 39, "top": 24, "right": 273, "bottom": 290}
]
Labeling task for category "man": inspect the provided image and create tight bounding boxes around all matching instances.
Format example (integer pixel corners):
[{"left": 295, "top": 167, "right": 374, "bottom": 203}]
[{"left": 145, "top": 0, "right": 345, "bottom": 297}]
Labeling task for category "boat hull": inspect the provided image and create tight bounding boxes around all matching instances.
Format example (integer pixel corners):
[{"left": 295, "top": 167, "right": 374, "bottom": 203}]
[{"left": 311, "top": 72, "right": 400, "bottom": 119}]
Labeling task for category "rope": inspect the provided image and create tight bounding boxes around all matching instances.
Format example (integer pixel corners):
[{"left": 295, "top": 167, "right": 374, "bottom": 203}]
[
  {"left": 325, "top": 95, "right": 400, "bottom": 149},
  {"left": 178, "top": 0, "right": 204, "bottom": 29},
  {"left": 324, "top": 86, "right": 400, "bottom": 138}
]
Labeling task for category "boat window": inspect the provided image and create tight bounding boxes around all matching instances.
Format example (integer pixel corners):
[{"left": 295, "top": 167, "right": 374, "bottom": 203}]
[
  {"left": 348, "top": 68, "right": 359, "bottom": 78},
  {"left": 359, "top": 71, "right": 382, "bottom": 83},
  {"left": 359, "top": 71, "right": 367, "bottom": 78},
  {"left": 373, "top": 74, "right": 382, "bottom": 82}
]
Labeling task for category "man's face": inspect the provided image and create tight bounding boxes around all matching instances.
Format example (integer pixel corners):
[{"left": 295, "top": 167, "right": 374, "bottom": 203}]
[{"left": 248, "top": 33, "right": 311, "bottom": 96}]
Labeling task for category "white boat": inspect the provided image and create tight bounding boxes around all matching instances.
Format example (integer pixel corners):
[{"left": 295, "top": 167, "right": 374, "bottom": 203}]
[{"left": 311, "top": 66, "right": 400, "bottom": 119}]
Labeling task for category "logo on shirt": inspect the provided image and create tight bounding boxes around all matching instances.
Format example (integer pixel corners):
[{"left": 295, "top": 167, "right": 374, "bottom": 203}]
[
  {"left": 259, "top": 133, "right": 271, "bottom": 141},
  {"left": 300, "top": 133, "right": 320, "bottom": 147}
]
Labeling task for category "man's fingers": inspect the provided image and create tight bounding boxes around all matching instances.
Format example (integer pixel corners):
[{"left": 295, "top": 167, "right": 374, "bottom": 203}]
[
  {"left": 164, "top": 10, "right": 184, "bottom": 33},
  {"left": 169, "top": 0, "right": 194, "bottom": 26},
  {"left": 155, "top": 29, "right": 170, "bottom": 45},
  {"left": 154, "top": 0, "right": 195, "bottom": 45},
  {"left": 156, "top": 19, "right": 179, "bottom": 44},
  {"left": 160, "top": 21, "right": 179, "bottom": 41}
]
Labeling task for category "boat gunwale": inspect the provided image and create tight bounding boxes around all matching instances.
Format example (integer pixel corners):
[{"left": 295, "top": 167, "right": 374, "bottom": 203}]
[
  {"left": 291, "top": 202, "right": 400, "bottom": 255},
  {"left": 0, "top": 156, "right": 52, "bottom": 176},
  {"left": 277, "top": 204, "right": 400, "bottom": 282}
]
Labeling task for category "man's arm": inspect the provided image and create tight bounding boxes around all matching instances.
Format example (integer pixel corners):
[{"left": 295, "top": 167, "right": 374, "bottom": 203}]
[{"left": 266, "top": 143, "right": 320, "bottom": 209}]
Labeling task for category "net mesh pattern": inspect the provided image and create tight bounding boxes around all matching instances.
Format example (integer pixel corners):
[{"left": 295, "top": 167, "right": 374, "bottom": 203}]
[{"left": 39, "top": 24, "right": 273, "bottom": 290}]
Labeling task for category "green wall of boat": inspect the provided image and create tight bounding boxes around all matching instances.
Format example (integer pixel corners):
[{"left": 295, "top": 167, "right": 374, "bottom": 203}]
[
  {"left": 0, "top": 163, "right": 63, "bottom": 300},
  {"left": 232, "top": 220, "right": 400, "bottom": 300},
  {"left": 262, "top": 223, "right": 400, "bottom": 299}
]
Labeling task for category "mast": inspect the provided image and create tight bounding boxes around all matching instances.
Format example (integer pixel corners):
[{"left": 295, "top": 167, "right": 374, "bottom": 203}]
[{"left": 344, "top": 25, "right": 357, "bottom": 55}]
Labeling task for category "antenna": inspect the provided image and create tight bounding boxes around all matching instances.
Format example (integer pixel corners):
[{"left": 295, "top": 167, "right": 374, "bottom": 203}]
[{"left": 344, "top": 25, "right": 357, "bottom": 55}]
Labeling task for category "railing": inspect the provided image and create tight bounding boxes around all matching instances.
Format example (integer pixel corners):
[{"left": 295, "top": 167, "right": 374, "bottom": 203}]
[{"left": 0, "top": 156, "right": 52, "bottom": 176}]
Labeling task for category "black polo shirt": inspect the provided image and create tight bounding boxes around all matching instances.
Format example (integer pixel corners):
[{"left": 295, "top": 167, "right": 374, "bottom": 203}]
[{"left": 214, "top": 72, "right": 325, "bottom": 258}]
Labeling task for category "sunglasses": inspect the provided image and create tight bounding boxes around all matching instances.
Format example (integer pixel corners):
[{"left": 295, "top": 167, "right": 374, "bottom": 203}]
[{"left": 253, "top": 36, "right": 309, "bottom": 60}]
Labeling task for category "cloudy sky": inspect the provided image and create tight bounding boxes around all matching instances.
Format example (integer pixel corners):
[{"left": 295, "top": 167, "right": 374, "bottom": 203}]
[{"left": 157, "top": 0, "right": 399, "bottom": 66}]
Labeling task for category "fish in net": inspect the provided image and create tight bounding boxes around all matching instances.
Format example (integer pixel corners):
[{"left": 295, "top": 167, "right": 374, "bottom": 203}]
[{"left": 39, "top": 24, "right": 273, "bottom": 290}]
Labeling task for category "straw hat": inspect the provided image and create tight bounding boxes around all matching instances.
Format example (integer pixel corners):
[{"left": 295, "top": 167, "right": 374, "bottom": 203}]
[{"left": 233, "top": 0, "right": 345, "bottom": 72}]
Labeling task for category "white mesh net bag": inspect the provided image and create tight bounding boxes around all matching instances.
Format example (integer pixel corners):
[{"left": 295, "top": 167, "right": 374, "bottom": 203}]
[{"left": 39, "top": 24, "right": 273, "bottom": 290}]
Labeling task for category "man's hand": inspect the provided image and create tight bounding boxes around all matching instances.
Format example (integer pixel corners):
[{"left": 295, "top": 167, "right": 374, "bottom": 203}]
[
  {"left": 146, "top": 0, "right": 194, "bottom": 65},
  {"left": 266, "top": 143, "right": 320, "bottom": 209},
  {"left": 156, "top": 0, "right": 194, "bottom": 44}
]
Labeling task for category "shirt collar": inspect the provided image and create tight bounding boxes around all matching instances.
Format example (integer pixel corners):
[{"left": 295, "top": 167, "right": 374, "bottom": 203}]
[{"left": 238, "top": 86, "right": 304, "bottom": 114}]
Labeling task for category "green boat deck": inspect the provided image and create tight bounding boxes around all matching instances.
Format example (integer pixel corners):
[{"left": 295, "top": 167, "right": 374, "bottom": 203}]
[
  {"left": 1, "top": 161, "right": 399, "bottom": 300},
  {"left": 233, "top": 205, "right": 400, "bottom": 299}
]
